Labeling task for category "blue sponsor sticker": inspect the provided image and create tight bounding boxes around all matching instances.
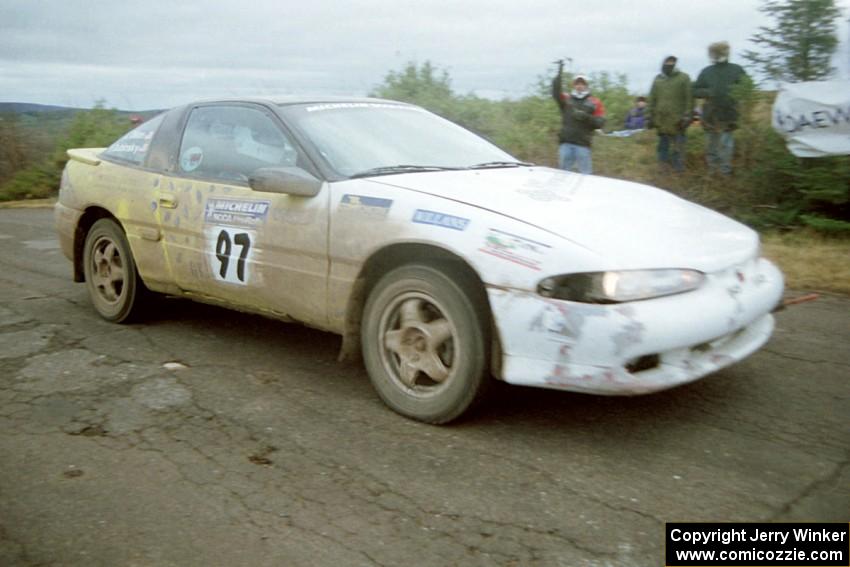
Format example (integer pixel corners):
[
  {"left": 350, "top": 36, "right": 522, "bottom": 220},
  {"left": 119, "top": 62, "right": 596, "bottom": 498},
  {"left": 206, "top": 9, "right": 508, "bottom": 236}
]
[
  {"left": 204, "top": 198, "right": 270, "bottom": 227},
  {"left": 412, "top": 209, "right": 470, "bottom": 231}
]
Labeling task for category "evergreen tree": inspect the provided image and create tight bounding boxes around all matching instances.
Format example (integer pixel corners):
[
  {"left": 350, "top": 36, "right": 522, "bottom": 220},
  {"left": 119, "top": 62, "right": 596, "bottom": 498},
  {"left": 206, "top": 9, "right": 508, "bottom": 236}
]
[{"left": 744, "top": 0, "right": 842, "bottom": 82}]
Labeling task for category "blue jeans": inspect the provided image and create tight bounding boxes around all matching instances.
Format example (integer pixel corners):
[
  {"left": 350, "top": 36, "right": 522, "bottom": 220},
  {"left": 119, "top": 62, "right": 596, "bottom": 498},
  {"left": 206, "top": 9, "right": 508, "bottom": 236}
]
[
  {"left": 706, "top": 131, "right": 734, "bottom": 174},
  {"left": 657, "top": 133, "right": 686, "bottom": 172},
  {"left": 558, "top": 143, "right": 592, "bottom": 174}
]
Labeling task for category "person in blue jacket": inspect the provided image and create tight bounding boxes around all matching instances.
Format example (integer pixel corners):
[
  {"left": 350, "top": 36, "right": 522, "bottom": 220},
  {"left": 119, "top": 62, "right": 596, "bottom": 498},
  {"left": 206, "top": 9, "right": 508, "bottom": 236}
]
[{"left": 624, "top": 97, "right": 647, "bottom": 130}]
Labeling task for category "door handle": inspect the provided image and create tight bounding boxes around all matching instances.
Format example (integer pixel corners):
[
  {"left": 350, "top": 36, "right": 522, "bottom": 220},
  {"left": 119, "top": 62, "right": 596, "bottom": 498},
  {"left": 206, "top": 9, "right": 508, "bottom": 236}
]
[{"left": 157, "top": 193, "right": 178, "bottom": 209}]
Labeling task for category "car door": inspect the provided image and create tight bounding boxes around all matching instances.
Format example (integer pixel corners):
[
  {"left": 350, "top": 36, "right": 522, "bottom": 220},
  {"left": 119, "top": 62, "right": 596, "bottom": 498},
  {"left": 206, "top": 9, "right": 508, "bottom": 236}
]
[{"left": 157, "top": 103, "right": 329, "bottom": 328}]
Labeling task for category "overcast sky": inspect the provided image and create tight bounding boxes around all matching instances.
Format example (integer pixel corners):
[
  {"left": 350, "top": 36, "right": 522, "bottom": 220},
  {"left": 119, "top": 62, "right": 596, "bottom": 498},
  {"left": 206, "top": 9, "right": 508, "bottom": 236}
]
[{"left": 2, "top": 0, "right": 848, "bottom": 110}]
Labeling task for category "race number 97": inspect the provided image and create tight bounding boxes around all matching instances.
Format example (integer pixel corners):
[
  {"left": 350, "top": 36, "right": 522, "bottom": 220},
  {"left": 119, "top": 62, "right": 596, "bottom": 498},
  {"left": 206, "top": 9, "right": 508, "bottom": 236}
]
[{"left": 207, "top": 227, "right": 255, "bottom": 284}]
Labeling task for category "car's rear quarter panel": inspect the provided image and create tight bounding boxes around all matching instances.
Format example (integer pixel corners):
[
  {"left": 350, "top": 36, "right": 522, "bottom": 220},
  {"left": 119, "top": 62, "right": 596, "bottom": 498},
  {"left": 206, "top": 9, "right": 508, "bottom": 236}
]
[{"left": 60, "top": 154, "right": 175, "bottom": 292}]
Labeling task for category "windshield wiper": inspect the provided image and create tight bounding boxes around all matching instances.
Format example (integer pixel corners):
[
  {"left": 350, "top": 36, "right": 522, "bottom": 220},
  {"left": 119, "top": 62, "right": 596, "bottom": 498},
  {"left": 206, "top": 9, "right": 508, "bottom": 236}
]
[
  {"left": 349, "top": 165, "right": 461, "bottom": 179},
  {"left": 467, "top": 161, "right": 534, "bottom": 169}
]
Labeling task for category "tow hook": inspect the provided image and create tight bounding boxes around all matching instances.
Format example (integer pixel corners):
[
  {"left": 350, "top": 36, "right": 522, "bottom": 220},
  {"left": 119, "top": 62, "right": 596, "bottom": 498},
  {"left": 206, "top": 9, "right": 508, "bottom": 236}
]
[{"left": 773, "top": 293, "right": 820, "bottom": 312}]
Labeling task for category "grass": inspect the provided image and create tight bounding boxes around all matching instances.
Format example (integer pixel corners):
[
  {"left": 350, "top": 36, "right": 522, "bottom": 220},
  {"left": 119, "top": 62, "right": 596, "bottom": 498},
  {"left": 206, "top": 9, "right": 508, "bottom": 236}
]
[
  {"left": 762, "top": 232, "right": 850, "bottom": 295},
  {"left": 593, "top": 129, "right": 765, "bottom": 217}
]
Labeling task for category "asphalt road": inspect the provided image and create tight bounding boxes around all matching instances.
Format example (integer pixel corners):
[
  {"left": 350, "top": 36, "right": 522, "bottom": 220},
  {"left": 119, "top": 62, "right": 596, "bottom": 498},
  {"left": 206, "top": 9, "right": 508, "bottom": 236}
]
[{"left": 0, "top": 207, "right": 847, "bottom": 567}]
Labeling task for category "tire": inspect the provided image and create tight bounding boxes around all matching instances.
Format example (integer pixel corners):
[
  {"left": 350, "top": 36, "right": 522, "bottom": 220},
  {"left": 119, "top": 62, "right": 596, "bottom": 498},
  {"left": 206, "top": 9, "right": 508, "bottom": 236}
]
[
  {"left": 361, "top": 263, "right": 490, "bottom": 424},
  {"left": 82, "top": 218, "right": 144, "bottom": 323}
]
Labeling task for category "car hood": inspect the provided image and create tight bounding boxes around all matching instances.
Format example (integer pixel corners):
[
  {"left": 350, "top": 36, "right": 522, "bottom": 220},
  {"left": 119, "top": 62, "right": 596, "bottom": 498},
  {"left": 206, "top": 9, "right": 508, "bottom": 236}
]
[{"left": 369, "top": 167, "right": 758, "bottom": 272}]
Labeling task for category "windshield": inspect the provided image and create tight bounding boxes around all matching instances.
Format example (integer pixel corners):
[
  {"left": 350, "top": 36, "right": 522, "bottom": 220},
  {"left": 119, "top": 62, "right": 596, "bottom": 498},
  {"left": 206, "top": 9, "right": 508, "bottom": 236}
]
[{"left": 278, "top": 102, "right": 518, "bottom": 178}]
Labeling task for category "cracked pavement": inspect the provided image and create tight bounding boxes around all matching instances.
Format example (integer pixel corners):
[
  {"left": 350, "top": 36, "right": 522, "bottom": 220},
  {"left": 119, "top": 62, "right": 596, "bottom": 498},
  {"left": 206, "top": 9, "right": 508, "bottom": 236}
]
[{"left": 1, "top": 208, "right": 848, "bottom": 567}]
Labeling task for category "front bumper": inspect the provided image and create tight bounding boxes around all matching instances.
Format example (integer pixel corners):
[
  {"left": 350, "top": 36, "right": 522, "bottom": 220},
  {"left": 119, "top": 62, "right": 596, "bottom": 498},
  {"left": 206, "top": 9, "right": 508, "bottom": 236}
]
[{"left": 487, "top": 257, "right": 784, "bottom": 395}]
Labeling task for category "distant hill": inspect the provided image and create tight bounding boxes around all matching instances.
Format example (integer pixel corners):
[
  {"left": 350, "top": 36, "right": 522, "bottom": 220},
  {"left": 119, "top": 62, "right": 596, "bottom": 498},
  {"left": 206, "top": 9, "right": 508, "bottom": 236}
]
[
  {"left": 0, "top": 102, "right": 82, "bottom": 114},
  {"left": 0, "top": 102, "right": 163, "bottom": 116}
]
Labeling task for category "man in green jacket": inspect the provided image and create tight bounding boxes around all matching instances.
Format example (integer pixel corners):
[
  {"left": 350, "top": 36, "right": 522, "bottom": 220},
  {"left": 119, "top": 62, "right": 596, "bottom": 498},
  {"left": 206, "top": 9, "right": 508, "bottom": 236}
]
[
  {"left": 693, "top": 41, "right": 749, "bottom": 175},
  {"left": 648, "top": 55, "right": 692, "bottom": 172}
]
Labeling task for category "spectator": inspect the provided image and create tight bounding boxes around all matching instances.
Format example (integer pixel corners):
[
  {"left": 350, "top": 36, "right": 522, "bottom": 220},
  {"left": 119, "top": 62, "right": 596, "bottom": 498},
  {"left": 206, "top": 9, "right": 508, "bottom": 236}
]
[
  {"left": 551, "top": 61, "right": 606, "bottom": 174},
  {"left": 693, "top": 41, "right": 749, "bottom": 175},
  {"left": 647, "top": 56, "right": 692, "bottom": 172},
  {"left": 624, "top": 97, "right": 648, "bottom": 130}
]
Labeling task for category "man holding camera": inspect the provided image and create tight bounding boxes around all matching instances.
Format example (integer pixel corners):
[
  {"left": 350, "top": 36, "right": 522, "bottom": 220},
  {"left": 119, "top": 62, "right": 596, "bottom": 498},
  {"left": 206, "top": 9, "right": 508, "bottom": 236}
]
[{"left": 552, "top": 60, "right": 606, "bottom": 174}]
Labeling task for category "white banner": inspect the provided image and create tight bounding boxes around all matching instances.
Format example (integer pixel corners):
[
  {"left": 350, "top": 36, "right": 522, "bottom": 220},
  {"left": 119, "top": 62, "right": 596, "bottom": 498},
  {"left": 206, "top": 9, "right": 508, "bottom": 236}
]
[{"left": 772, "top": 81, "right": 850, "bottom": 157}]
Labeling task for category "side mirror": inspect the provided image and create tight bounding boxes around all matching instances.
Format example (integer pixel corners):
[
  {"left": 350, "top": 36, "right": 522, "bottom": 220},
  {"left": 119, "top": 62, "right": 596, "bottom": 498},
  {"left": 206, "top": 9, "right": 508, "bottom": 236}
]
[{"left": 249, "top": 167, "right": 322, "bottom": 197}]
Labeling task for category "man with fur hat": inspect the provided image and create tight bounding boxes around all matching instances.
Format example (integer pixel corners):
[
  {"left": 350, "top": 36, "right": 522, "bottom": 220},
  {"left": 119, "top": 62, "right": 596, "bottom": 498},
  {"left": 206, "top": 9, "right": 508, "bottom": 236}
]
[
  {"left": 693, "top": 41, "right": 749, "bottom": 174},
  {"left": 552, "top": 60, "right": 606, "bottom": 174},
  {"left": 647, "top": 55, "right": 693, "bottom": 172}
]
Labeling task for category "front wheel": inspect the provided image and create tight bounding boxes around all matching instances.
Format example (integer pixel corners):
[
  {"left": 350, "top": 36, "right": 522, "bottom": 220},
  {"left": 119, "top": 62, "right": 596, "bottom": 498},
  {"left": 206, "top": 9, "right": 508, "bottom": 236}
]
[
  {"left": 361, "top": 263, "right": 490, "bottom": 423},
  {"left": 82, "top": 218, "right": 144, "bottom": 323}
]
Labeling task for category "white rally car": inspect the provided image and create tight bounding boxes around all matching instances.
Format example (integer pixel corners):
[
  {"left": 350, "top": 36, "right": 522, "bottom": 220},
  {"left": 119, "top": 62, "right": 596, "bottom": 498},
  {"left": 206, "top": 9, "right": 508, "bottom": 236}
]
[{"left": 55, "top": 97, "right": 784, "bottom": 423}]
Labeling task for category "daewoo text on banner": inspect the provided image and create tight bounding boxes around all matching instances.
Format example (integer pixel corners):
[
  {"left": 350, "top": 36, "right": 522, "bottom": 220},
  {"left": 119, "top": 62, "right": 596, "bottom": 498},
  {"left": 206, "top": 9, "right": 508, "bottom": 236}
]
[{"left": 772, "top": 81, "right": 850, "bottom": 158}]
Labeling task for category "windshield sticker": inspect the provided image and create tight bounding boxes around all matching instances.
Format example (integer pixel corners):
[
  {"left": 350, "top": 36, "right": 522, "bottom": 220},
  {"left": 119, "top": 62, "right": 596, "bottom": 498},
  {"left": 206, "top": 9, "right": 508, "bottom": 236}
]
[
  {"left": 412, "top": 209, "right": 470, "bottom": 231},
  {"left": 305, "top": 102, "right": 423, "bottom": 113},
  {"left": 479, "top": 228, "right": 551, "bottom": 271},
  {"left": 339, "top": 194, "right": 393, "bottom": 217},
  {"left": 109, "top": 141, "right": 150, "bottom": 156},
  {"left": 108, "top": 128, "right": 155, "bottom": 157},
  {"left": 204, "top": 198, "right": 270, "bottom": 228},
  {"left": 180, "top": 147, "right": 203, "bottom": 172}
]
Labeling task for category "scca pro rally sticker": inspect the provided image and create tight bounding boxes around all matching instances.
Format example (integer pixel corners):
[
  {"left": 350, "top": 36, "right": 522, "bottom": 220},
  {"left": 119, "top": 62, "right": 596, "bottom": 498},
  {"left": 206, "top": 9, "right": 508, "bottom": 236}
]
[
  {"left": 480, "top": 228, "right": 551, "bottom": 270},
  {"left": 412, "top": 209, "right": 470, "bottom": 231},
  {"left": 204, "top": 198, "right": 270, "bottom": 228}
]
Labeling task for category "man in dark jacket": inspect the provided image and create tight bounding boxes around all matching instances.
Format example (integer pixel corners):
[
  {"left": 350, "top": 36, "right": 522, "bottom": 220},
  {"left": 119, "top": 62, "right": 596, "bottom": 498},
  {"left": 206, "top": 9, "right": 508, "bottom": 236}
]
[
  {"left": 648, "top": 56, "right": 692, "bottom": 172},
  {"left": 693, "top": 41, "right": 749, "bottom": 174},
  {"left": 552, "top": 61, "right": 606, "bottom": 174}
]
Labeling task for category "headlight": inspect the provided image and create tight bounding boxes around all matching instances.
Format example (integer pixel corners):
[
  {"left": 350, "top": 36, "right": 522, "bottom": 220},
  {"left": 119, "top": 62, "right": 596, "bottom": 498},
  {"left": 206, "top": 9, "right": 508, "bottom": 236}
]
[{"left": 537, "top": 269, "right": 705, "bottom": 303}]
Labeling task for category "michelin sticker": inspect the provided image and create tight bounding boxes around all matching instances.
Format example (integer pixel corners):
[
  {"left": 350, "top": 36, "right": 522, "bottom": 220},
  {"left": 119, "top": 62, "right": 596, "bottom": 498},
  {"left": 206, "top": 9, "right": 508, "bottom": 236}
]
[
  {"left": 412, "top": 209, "right": 470, "bottom": 231},
  {"left": 204, "top": 198, "right": 270, "bottom": 228},
  {"left": 480, "top": 228, "right": 551, "bottom": 271},
  {"left": 338, "top": 194, "right": 393, "bottom": 218}
]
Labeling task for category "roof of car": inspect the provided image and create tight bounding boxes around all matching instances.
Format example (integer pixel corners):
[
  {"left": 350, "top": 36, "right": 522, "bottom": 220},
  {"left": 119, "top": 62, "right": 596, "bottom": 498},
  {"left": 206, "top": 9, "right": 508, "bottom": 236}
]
[
  {"left": 185, "top": 95, "right": 412, "bottom": 107},
  {"left": 275, "top": 95, "right": 408, "bottom": 106}
]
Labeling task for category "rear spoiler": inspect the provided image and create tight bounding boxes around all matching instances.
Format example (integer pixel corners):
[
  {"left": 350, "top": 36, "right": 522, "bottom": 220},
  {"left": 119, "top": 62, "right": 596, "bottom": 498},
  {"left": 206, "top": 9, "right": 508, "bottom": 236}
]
[{"left": 66, "top": 148, "right": 104, "bottom": 166}]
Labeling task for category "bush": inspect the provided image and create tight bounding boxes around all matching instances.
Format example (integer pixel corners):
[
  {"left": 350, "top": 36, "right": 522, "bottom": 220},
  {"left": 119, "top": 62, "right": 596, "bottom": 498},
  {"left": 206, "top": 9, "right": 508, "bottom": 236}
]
[{"left": 0, "top": 102, "right": 132, "bottom": 201}]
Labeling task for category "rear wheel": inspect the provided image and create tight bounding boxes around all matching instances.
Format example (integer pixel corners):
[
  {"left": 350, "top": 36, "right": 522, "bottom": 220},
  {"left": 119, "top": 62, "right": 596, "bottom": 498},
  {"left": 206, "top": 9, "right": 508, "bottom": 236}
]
[
  {"left": 361, "top": 263, "right": 490, "bottom": 423},
  {"left": 82, "top": 218, "right": 144, "bottom": 323}
]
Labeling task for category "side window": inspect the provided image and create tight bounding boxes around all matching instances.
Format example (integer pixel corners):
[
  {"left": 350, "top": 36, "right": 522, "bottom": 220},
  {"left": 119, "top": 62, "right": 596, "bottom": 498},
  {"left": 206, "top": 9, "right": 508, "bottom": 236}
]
[
  {"left": 177, "top": 105, "right": 299, "bottom": 183},
  {"left": 101, "top": 113, "right": 165, "bottom": 165}
]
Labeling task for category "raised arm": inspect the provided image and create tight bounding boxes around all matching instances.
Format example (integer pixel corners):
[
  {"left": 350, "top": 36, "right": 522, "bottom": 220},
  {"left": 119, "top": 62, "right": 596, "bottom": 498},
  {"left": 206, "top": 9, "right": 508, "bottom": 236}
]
[{"left": 551, "top": 61, "right": 565, "bottom": 109}]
